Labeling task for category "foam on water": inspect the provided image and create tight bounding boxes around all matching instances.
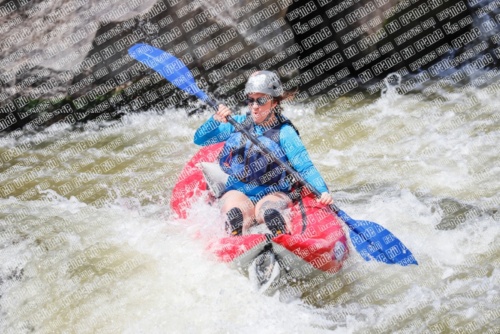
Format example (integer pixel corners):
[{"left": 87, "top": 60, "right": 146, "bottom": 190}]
[
  {"left": 1, "top": 195, "right": 340, "bottom": 334},
  {"left": 1, "top": 86, "right": 499, "bottom": 333}
]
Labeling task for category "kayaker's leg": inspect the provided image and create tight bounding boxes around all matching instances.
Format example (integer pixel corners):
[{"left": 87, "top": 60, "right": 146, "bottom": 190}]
[
  {"left": 254, "top": 192, "right": 292, "bottom": 235},
  {"left": 220, "top": 190, "right": 255, "bottom": 236}
]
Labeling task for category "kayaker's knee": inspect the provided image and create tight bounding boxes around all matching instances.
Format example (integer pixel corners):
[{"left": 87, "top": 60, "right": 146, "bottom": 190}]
[{"left": 221, "top": 190, "right": 253, "bottom": 212}]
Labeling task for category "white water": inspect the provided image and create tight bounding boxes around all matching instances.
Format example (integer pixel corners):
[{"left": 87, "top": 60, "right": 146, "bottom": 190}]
[{"left": 1, "top": 83, "right": 499, "bottom": 333}]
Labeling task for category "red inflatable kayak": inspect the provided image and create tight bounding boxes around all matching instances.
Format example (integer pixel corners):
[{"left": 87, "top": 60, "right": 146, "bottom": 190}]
[{"left": 171, "top": 143, "right": 349, "bottom": 289}]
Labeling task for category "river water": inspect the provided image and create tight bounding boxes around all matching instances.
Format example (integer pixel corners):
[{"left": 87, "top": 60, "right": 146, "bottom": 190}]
[{"left": 0, "top": 80, "right": 499, "bottom": 333}]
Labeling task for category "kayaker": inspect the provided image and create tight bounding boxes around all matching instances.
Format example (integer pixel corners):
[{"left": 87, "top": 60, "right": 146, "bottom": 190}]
[{"left": 194, "top": 71, "right": 333, "bottom": 237}]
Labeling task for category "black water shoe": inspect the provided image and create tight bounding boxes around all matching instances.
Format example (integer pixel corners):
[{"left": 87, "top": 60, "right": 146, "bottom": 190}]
[
  {"left": 264, "top": 209, "right": 288, "bottom": 236},
  {"left": 225, "top": 207, "right": 243, "bottom": 236}
]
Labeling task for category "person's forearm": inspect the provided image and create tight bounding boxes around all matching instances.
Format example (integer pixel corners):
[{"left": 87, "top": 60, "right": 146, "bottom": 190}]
[
  {"left": 194, "top": 114, "right": 247, "bottom": 146},
  {"left": 281, "top": 128, "right": 329, "bottom": 194},
  {"left": 194, "top": 116, "right": 228, "bottom": 146},
  {"left": 293, "top": 153, "right": 329, "bottom": 194}
]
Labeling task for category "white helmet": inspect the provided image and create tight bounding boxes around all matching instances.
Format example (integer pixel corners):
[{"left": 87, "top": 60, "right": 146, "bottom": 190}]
[{"left": 244, "top": 71, "right": 283, "bottom": 97}]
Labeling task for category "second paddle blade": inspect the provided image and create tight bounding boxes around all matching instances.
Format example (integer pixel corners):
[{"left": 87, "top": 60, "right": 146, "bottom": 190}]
[
  {"left": 128, "top": 43, "right": 210, "bottom": 103},
  {"left": 336, "top": 210, "right": 418, "bottom": 266}
]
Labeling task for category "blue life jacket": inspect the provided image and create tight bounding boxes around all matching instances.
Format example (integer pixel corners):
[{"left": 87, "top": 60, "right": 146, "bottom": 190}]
[{"left": 219, "top": 114, "right": 299, "bottom": 190}]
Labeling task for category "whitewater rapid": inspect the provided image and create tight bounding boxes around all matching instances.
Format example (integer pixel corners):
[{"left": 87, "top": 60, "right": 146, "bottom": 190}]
[{"left": 1, "top": 83, "right": 499, "bottom": 333}]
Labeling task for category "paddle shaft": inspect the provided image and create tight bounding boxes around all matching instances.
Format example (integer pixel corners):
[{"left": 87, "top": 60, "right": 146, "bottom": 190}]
[{"left": 205, "top": 98, "right": 339, "bottom": 212}]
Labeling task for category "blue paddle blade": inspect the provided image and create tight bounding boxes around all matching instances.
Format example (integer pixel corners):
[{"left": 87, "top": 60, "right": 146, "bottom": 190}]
[
  {"left": 128, "top": 43, "right": 210, "bottom": 103},
  {"left": 336, "top": 210, "right": 418, "bottom": 266}
]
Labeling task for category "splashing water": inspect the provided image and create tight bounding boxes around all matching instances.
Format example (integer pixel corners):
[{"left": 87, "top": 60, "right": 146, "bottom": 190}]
[{"left": 1, "top": 82, "right": 499, "bottom": 333}]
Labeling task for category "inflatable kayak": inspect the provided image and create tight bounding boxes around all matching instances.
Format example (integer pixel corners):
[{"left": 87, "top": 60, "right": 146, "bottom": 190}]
[{"left": 171, "top": 142, "right": 349, "bottom": 291}]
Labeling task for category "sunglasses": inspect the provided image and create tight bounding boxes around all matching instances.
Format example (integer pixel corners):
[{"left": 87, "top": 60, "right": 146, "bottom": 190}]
[{"left": 244, "top": 97, "right": 272, "bottom": 106}]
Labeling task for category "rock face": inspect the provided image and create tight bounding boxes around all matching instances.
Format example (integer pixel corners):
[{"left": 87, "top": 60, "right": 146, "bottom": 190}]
[
  {"left": 0, "top": 0, "right": 157, "bottom": 85},
  {"left": 0, "top": 0, "right": 159, "bottom": 130},
  {"left": 0, "top": 0, "right": 499, "bottom": 131},
  {"left": 286, "top": 0, "right": 500, "bottom": 101},
  {"left": 0, "top": 0, "right": 296, "bottom": 130}
]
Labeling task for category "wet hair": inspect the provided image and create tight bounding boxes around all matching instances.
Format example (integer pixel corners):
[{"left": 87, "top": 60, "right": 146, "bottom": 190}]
[{"left": 272, "top": 88, "right": 298, "bottom": 114}]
